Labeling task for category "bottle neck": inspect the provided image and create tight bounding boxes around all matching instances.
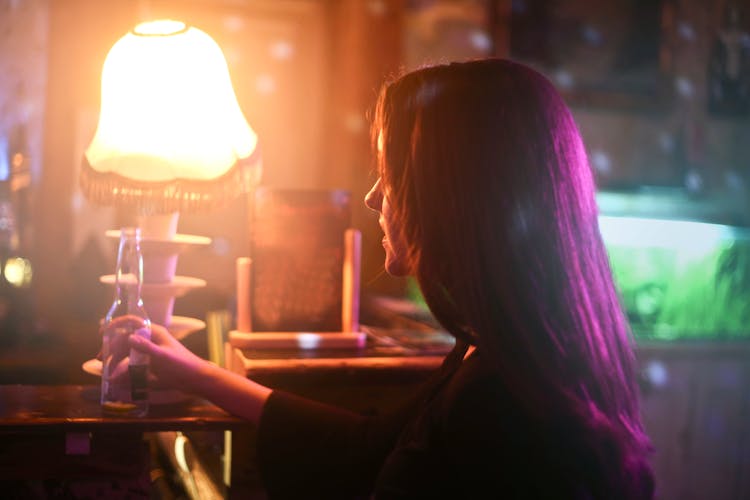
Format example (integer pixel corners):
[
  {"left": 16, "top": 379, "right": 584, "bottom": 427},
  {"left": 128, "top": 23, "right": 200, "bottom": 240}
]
[{"left": 114, "top": 229, "right": 144, "bottom": 304}]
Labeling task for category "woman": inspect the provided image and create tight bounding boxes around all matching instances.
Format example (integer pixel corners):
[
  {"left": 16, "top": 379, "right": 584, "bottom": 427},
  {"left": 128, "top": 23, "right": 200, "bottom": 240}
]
[{"left": 130, "top": 58, "right": 655, "bottom": 499}]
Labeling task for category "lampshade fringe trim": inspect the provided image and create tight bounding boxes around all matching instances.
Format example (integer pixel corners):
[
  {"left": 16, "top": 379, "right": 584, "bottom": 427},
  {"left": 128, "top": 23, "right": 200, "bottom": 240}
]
[{"left": 79, "top": 147, "right": 262, "bottom": 214}]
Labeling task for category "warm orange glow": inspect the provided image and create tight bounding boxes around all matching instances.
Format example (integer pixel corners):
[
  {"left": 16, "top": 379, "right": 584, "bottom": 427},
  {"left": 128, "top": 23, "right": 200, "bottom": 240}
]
[
  {"left": 85, "top": 19, "right": 258, "bottom": 182},
  {"left": 11, "top": 153, "right": 24, "bottom": 169},
  {"left": 4, "top": 257, "right": 32, "bottom": 287}
]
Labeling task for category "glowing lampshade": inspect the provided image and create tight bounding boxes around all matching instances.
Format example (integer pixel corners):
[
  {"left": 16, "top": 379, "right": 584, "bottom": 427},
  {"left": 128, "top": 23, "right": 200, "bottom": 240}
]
[
  {"left": 81, "top": 19, "right": 261, "bottom": 328},
  {"left": 81, "top": 19, "right": 261, "bottom": 217}
]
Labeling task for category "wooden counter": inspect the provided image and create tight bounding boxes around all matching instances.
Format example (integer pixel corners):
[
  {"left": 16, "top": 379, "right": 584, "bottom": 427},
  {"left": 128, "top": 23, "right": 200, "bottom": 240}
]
[
  {"left": 0, "top": 384, "right": 248, "bottom": 498},
  {"left": 0, "top": 384, "right": 246, "bottom": 435}
]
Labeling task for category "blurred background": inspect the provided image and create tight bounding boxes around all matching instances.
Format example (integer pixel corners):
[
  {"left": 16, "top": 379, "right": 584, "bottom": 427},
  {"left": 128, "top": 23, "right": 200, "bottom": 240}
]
[{"left": 0, "top": 1, "right": 748, "bottom": 498}]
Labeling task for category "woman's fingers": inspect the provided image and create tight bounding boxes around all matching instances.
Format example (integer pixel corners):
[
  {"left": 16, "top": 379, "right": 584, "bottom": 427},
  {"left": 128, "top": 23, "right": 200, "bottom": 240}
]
[
  {"left": 125, "top": 321, "right": 205, "bottom": 390},
  {"left": 107, "top": 357, "right": 130, "bottom": 382},
  {"left": 129, "top": 332, "right": 158, "bottom": 355},
  {"left": 128, "top": 325, "right": 187, "bottom": 367},
  {"left": 127, "top": 323, "right": 170, "bottom": 350},
  {"left": 149, "top": 323, "right": 176, "bottom": 345}
]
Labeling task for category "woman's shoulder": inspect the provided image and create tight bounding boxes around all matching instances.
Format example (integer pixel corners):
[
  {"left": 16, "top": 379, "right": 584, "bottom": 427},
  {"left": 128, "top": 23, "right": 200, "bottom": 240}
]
[
  {"left": 429, "top": 353, "right": 594, "bottom": 497},
  {"left": 441, "top": 350, "right": 509, "bottom": 408},
  {"left": 436, "top": 350, "right": 522, "bottom": 441}
]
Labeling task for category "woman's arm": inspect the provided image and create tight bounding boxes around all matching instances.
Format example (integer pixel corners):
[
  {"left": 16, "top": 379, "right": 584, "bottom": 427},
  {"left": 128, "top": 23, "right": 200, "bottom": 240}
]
[
  {"left": 128, "top": 323, "right": 271, "bottom": 422},
  {"left": 129, "top": 322, "right": 419, "bottom": 497}
]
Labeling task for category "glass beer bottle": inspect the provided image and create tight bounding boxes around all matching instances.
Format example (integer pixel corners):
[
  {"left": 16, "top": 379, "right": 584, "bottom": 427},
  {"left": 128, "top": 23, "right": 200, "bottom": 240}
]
[{"left": 100, "top": 227, "right": 151, "bottom": 416}]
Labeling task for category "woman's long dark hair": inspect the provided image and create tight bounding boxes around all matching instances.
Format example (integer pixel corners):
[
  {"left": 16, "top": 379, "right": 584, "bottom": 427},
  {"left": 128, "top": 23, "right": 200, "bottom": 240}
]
[{"left": 372, "top": 59, "right": 654, "bottom": 498}]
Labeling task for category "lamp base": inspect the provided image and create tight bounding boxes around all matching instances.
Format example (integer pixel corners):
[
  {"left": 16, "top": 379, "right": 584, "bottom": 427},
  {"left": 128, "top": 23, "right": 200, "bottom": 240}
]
[
  {"left": 105, "top": 230, "right": 210, "bottom": 283},
  {"left": 136, "top": 212, "right": 179, "bottom": 240},
  {"left": 100, "top": 275, "right": 206, "bottom": 326},
  {"left": 103, "top": 223, "right": 210, "bottom": 328}
]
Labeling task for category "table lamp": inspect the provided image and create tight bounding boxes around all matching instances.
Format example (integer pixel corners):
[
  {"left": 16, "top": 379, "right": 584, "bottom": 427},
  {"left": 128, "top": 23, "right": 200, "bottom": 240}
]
[{"left": 80, "top": 19, "right": 261, "bottom": 329}]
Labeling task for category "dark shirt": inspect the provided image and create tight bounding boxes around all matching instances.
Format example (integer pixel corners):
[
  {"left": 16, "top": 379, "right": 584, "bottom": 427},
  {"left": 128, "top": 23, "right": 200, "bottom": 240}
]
[{"left": 256, "top": 344, "right": 613, "bottom": 499}]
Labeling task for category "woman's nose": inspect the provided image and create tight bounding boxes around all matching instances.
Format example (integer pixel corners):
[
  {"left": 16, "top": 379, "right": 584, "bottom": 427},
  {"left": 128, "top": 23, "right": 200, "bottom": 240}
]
[{"left": 364, "top": 179, "right": 383, "bottom": 212}]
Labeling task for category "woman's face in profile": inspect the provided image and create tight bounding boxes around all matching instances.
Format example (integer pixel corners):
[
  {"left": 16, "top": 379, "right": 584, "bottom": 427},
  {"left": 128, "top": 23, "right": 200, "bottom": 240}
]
[{"left": 365, "top": 177, "right": 411, "bottom": 277}]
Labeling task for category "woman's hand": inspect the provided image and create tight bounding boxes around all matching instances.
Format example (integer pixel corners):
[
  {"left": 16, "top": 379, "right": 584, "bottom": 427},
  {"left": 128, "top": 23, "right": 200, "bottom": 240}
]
[
  {"left": 128, "top": 322, "right": 210, "bottom": 394},
  {"left": 100, "top": 315, "right": 150, "bottom": 387},
  {"left": 129, "top": 321, "right": 272, "bottom": 422}
]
